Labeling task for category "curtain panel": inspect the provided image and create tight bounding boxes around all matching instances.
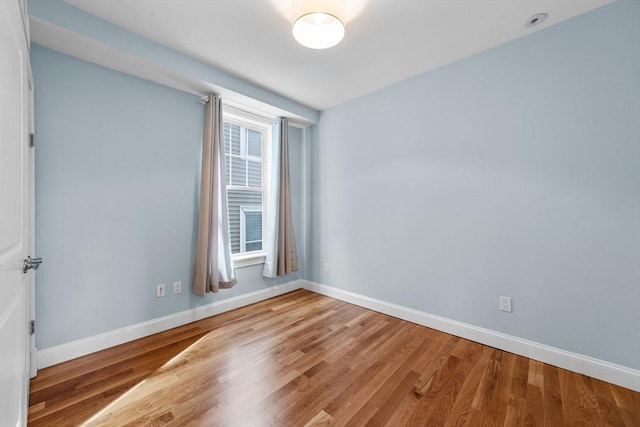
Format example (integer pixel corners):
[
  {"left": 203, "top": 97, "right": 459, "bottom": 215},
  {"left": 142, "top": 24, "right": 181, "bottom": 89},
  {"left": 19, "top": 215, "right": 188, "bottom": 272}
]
[
  {"left": 194, "top": 94, "right": 236, "bottom": 295},
  {"left": 264, "top": 118, "right": 299, "bottom": 278}
]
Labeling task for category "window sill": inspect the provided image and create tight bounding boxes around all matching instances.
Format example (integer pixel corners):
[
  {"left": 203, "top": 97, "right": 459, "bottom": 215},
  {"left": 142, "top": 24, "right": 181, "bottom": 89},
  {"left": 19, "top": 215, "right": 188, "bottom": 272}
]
[{"left": 233, "top": 252, "right": 266, "bottom": 268}]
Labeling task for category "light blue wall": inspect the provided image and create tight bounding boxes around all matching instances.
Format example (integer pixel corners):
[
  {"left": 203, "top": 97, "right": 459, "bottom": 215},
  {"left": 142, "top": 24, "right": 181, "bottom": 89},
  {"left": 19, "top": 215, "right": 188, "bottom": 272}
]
[
  {"left": 32, "top": 45, "right": 304, "bottom": 350},
  {"left": 309, "top": 1, "right": 640, "bottom": 369}
]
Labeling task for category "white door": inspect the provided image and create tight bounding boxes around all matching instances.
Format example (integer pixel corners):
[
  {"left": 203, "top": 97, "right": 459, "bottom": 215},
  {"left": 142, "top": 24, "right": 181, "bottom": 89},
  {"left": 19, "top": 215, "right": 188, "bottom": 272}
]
[{"left": 0, "top": 0, "right": 32, "bottom": 425}]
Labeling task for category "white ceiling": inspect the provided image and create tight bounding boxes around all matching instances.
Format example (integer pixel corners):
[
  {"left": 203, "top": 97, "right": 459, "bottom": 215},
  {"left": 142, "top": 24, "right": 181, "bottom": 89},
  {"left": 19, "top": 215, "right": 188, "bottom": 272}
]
[{"left": 64, "top": 0, "right": 613, "bottom": 111}]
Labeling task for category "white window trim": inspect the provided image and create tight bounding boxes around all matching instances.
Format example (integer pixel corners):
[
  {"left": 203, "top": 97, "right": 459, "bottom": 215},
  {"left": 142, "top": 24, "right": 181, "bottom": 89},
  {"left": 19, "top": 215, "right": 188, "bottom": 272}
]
[
  {"left": 223, "top": 108, "right": 273, "bottom": 268},
  {"left": 233, "top": 251, "right": 266, "bottom": 268}
]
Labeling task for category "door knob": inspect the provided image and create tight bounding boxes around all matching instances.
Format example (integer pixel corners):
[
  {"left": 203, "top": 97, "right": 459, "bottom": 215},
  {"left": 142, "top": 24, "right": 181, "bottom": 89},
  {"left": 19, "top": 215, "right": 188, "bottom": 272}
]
[{"left": 23, "top": 256, "right": 42, "bottom": 273}]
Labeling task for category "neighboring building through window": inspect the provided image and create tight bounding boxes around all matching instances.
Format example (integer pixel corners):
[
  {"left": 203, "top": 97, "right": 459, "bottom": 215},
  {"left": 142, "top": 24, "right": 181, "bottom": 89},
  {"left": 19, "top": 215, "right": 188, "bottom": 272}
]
[
  {"left": 223, "top": 109, "right": 271, "bottom": 263},
  {"left": 240, "top": 206, "right": 262, "bottom": 252}
]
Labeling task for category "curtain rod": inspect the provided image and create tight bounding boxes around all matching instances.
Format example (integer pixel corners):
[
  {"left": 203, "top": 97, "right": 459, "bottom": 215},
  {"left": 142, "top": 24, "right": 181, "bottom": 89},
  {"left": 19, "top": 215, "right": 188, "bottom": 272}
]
[
  {"left": 198, "top": 94, "right": 276, "bottom": 123},
  {"left": 198, "top": 94, "right": 310, "bottom": 128}
]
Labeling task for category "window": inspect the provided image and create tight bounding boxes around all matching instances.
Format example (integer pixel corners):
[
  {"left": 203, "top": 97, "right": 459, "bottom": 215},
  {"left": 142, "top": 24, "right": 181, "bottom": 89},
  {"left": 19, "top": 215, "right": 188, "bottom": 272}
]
[
  {"left": 240, "top": 207, "right": 262, "bottom": 252},
  {"left": 223, "top": 108, "right": 272, "bottom": 266}
]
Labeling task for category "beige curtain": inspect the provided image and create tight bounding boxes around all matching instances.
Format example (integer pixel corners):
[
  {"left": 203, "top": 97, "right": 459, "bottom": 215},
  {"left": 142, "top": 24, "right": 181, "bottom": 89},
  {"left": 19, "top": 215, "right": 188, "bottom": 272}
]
[
  {"left": 194, "top": 94, "right": 236, "bottom": 295},
  {"left": 263, "top": 118, "right": 299, "bottom": 278}
]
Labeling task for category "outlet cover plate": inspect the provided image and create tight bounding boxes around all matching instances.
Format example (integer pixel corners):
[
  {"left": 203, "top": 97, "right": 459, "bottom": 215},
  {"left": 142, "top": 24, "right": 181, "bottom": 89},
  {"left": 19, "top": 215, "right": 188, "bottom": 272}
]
[
  {"left": 156, "top": 284, "right": 166, "bottom": 298},
  {"left": 173, "top": 281, "right": 182, "bottom": 294},
  {"left": 500, "top": 296, "right": 512, "bottom": 312}
]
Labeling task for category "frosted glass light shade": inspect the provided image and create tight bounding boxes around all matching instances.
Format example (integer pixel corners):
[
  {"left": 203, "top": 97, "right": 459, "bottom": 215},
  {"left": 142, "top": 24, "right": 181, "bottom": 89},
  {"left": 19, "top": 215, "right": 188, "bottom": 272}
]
[{"left": 292, "top": 12, "right": 345, "bottom": 49}]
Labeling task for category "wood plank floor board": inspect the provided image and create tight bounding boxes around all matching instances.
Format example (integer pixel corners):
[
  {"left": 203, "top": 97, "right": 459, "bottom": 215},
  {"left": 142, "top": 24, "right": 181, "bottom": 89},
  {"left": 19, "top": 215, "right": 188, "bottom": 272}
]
[
  {"left": 475, "top": 351, "right": 516, "bottom": 426},
  {"left": 29, "top": 289, "right": 639, "bottom": 426},
  {"left": 525, "top": 384, "right": 545, "bottom": 426},
  {"left": 592, "top": 378, "right": 627, "bottom": 427},
  {"left": 422, "top": 340, "right": 488, "bottom": 426},
  {"left": 375, "top": 336, "right": 460, "bottom": 425},
  {"left": 343, "top": 333, "right": 434, "bottom": 426},
  {"left": 443, "top": 347, "right": 493, "bottom": 427},
  {"left": 542, "top": 363, "right": 564, "bottom": 427}
]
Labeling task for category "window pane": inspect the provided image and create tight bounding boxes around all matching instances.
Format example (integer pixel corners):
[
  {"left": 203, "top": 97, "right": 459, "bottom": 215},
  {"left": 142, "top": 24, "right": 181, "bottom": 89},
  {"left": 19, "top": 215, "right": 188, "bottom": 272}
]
[
  {"left": 231, "top": 157, "right": 247, "bottom": 186},
  {"left": 248, "top": 160, "right": 261, "bottom": 188},
  {"left": 247, "top": 129, "right": 261, "bottom": 158},
  {"left": 224, "top": 123, "right": 231, "bottom": 154},
  {"left": 230, "top": 124, "right": 241, "bottom": 155},
  {"left": 228, "top": 191, "right": 261, "bottom": 254},
  {"left": 228, "top": 200, "right": 240, "bottom": 254},
  {"left": 225, "top": 154, "right": 230, "bottom": 186},
  {"left": 246, "top": 241, "right": 262, "bottom": 252},
  {"left": 245, "top": 211, "right": 262, "bottom": 242}
]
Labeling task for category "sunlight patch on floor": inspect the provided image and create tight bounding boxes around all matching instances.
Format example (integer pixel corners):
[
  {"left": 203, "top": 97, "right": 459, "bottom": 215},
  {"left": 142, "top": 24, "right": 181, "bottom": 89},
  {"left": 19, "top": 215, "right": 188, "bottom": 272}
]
[{"left": 78, "top": 335, "right": 208, "bottom": 426}]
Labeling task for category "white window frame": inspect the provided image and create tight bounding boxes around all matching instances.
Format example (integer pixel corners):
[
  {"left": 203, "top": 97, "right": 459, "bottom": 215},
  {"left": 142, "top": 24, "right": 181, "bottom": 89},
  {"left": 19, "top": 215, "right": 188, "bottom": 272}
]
[{"left": 223, "top": 107, "right": 273, "bottom": 268}]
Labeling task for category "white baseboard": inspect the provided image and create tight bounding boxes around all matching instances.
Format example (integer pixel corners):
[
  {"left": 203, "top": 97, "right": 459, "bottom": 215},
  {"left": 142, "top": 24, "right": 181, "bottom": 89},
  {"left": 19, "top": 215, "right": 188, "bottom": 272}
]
[
  {"left": 37, "top": 278, "right": 639, "bottom": 392},
  {"left": 37, "top": 280, "right": 303, "bottom": 369},
  {"left": 301, "top": 280, "right": 640, "bottom": 392}
]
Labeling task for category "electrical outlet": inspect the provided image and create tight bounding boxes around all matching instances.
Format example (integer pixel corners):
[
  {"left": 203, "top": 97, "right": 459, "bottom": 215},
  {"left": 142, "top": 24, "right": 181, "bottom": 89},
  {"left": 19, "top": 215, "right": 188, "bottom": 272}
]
[
  {"left": 173, "top": 281, "right": 182, "bottom": 295},
  {"left": 156, "top": 284, "right": 166, "bottom": 298},
  {"left": 500, "top": 296, "right": 512, "bottom": 312},
  {"left": 323, "top": 262, "right": 330, "bottom": 273}
]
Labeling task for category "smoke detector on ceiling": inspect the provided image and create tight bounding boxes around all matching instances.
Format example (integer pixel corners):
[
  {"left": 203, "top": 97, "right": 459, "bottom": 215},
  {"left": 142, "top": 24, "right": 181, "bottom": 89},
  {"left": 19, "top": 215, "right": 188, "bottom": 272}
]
[{"left": 525, "top": 13, "right": 548, "bottom": 27}]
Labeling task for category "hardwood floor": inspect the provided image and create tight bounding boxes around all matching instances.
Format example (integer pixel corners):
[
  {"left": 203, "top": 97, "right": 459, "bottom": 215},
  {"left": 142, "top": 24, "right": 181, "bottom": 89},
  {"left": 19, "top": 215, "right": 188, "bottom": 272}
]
[{"left": 29, "top": 290, "right": 639, "bottom": 426}]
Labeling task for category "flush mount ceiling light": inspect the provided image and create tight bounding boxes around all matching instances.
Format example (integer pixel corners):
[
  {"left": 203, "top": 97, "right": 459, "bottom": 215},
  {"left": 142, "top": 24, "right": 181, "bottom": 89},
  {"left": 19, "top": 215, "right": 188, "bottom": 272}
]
[{"left": 292, "top": 1, "right": 345, "bottom": 49}]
